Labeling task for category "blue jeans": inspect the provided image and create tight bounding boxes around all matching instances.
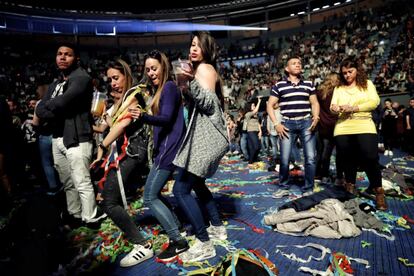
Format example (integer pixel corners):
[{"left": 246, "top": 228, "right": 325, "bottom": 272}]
[
  {"left": 279, "top": 118, "right": 316, "bottom": 190},
  {"left": 38, "top": 135, "right": 61, "bottom": 190},
  {"left": 172, "top": 168, "right": 222, "bottom": 242},
  {"left": 240, "top": 132, "right": 249, "bottom": 160},
  {"left": 144, "top": 167, "right": 182, "bottom": 241},
  {"left": 261, "top": 135, "right": 269, "bottom": 152},
  {"left": 229, "top": 142, "right": 240, "bottom": 153},
  {"left": 269, "top": 134, "right": 279, "bottom": 160},
  {"left": 290, "top": 139, "right": 301, "bottom": 163}
]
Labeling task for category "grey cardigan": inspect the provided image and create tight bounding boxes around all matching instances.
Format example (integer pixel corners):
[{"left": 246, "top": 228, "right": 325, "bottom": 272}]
[{"left": 173, "top": 79, "right": 228, "bottom": 178}]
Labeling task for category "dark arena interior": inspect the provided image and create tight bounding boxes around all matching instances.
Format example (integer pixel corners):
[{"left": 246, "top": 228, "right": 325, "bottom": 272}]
[{"left": 0, "top": 0, "right": 414, "bottom": 275}]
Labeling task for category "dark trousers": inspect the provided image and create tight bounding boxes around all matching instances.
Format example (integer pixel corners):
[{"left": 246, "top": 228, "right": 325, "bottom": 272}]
[
  {"left": 101, "top": 156, "right": 146, "bottom": 245},
  {"left": 316, "top": 132, "right": 335, "bottom": 178},
  {"left": 335, "top": 133, "right": 381, "bottom": 188},
  {"left": 247, "top": 131, "right": 260, "bottom": 163}
]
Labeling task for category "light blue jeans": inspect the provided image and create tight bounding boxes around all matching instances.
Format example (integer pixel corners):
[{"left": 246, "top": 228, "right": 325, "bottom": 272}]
[
  {"left": 269, "top": 134, "right": 279, "bottom": 160},
  {"left": 143, "top": 166, "right": 182, "bottom": 241},
  {"left": 279, "top": 118, "right": 316, "bottom": 190}
]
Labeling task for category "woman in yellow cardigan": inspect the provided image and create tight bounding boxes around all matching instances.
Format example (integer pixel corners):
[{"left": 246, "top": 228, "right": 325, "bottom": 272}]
[{"left": 330, "top": 57, "right": 387, "bottom": 210}]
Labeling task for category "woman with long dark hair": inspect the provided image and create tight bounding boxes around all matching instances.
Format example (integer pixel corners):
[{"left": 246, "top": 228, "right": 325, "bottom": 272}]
[
  {"left": 330, "top": 57, "right": 387, "bottom": 210},
  {"left": 172, "top": 31, "right": 228, "bottom": 262}
]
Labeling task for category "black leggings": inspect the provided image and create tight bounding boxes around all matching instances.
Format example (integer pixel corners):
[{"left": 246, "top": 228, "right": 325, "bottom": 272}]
[{"left": 335, "top": 134, "right": 381, "bottom": 189}]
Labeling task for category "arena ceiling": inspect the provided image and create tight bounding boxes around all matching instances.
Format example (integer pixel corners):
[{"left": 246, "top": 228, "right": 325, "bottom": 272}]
[{"left": 2, "top": 0, "right": 249, "bottom": 13}]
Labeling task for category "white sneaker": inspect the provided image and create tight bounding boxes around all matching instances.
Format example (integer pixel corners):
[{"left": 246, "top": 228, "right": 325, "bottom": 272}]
[
  {"left": 207, "top": 225, "right": 228, "bottom": 240},
  {"left": 179, "top": 239, "right": 216, "bottom": 262},
  {"left": 272, "top": 189, "right": 290, "bottom": 198},
  {"left": 389, "top": 150, "right": 393, "bottom": 156},
  {"left": 120, "top": 243, "right": 153, "bottom": 267},
  {"left": 384, "top": 150, "right": 389, "bottom": 156}
]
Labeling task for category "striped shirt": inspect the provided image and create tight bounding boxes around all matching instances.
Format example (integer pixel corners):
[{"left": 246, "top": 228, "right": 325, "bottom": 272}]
[{"left": 270, "top": 77, "right": 315, "bottom": 119}]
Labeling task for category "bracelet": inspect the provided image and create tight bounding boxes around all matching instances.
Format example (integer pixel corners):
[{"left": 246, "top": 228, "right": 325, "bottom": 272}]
[{"left": 98, "top": 143, "right": 108, "bottom": 154}]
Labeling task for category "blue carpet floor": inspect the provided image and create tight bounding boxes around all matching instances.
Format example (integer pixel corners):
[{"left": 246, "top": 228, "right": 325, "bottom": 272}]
[{"left": 106, "top": 150, "right": 414, "bottom": 275}]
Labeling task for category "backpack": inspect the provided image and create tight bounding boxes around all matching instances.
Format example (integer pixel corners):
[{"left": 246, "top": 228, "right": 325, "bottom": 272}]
[{"left": 189, "top": 249, "right": 279, "bottom": 276}]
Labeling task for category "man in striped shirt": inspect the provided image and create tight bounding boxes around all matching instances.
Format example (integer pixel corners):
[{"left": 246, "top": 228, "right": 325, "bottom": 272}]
[{"left": 267, "top": 56, "right": 320, "bottom": 195}]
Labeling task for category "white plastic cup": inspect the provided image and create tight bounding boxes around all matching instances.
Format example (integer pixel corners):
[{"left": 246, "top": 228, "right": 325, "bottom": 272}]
[{"left": 91, "top": 91, "right": 107, "bottom": 117}]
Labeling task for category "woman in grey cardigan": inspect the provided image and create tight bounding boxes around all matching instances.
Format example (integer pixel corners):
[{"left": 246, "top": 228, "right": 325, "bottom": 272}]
[{"left": 172, "top": 31, "right": 228, "bottom": 263}]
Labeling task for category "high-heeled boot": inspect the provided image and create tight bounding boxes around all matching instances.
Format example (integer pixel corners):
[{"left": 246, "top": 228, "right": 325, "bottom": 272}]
[
  {"left": 344, "top": 182, "right": 357, "bottom": 195},
  {"left": 374, "top": 187, "right": 387, "bottom": 211}
]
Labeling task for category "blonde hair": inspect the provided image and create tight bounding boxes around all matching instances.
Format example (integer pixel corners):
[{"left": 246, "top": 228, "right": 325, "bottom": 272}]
[{"left": 319, "top": 73, "right": 340, "bottom": 100}]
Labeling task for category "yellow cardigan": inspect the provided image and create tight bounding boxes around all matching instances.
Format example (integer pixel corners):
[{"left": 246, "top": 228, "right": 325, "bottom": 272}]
[{"left": 331, "top": 80, "right": 380, "bottom": 136}]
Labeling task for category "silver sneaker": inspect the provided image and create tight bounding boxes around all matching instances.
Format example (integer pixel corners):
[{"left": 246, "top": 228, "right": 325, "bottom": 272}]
[
  {"left": 179, "top": 239, "right": 216, "bottom": 262},
  {"left": 207, "top": 225, "right": 228, "bottom": 240}
]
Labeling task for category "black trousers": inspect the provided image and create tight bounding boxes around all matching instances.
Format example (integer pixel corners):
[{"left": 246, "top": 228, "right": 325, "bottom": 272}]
[
  {"left": 101, "top": 156, "right": 146, "bottom": 245},
  {"left": 335, "top": 133, "right": 381, "bottom": 188}
]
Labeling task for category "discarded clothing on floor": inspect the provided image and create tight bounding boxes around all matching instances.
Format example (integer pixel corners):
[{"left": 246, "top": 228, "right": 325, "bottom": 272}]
[
  {"left": 343, "top": 198, "right": 384, "bottom": 231},
  {"left": 264, "top": 199, "right": 361, "bottom": 239},
  {"left": 279, "top": 185, "right": 355, "bottom": 212}
]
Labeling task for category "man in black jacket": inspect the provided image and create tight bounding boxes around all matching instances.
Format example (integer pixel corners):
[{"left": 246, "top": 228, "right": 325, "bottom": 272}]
[{"left": 36, "top": 44, "right": 103, "bottom": 225}]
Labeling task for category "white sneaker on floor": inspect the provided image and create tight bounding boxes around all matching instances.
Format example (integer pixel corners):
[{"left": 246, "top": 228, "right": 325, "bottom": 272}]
[
  {"left": 389, "top": 150, "right": 393, "bottom": 156},
  {"left": 272, "top": 189, "right": 290, "bottom": 198},
  {"left": 179, "top": 239, "right": 216, "bottom": 262},
  {"left": 275, "top": 164, "right": 280, "bottom": 172},
  {"left": 120, "top": 243, "right": 153, "bottom": 267},
  {"left": 384, "top": 150, "right": 389, "bottom": 156},
  {"left": 207, "top": 225, "right": 228, "bottom": 240}
]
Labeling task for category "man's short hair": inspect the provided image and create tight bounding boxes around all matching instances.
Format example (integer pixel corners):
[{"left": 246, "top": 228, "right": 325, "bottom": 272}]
[
  {"left": 286, "top": 55, "right": 301, "bottom": 65},
  {"left": 284, "top": 55, "right": 302, "bottom": 75},
  {"left": 59, "top": 43, "right": 79, "bottom": 57}
]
